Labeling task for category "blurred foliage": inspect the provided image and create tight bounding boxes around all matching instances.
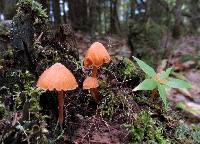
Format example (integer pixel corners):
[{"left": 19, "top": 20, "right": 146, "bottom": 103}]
[{"left": 128, "top": 19, "right": 166, "bottom": 66}]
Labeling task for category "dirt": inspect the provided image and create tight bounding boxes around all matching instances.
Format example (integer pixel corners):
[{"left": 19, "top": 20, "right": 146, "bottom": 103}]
[{"left": 167, "top": 35, "right": 200, "bottom": 123}]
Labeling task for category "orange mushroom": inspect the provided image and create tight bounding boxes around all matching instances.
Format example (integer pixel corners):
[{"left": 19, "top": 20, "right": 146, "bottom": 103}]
[
  {"left": 83, "top": 42, "right": 110, "bottom": 103},
  {"left": 37, "top": 63, "right": 78, "bottom": 125}
]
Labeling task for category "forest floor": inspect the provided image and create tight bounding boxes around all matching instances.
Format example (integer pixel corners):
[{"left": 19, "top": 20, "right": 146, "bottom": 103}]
[
  {"left": 1, "top": 31, "right": 200, "bottom": 143},
  {"left": 73, "top": 33, "right": 200, "bottom": 143},
  {"left": 167, "top": 36, "right": 200, "bottom": 123}
]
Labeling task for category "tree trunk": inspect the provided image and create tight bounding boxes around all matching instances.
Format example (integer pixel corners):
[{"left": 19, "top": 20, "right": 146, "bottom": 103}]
[
  {"left": 68, "top": 0, "right": 88, "bottom": 31},
  {"left": 172, "top": 0, "right": 183, "bottom": 39},
  {"left": 189, "top": 0, "right": 200, "bottom": 33},
  {"left": 53, "top": 0, "right": 61, "bottom": 24},
  {"left": 109, "top": 0, "right": 121, "bottom": 34}
]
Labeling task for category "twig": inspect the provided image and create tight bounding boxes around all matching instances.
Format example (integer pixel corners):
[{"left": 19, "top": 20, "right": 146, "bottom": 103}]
[
  {"left": 35, "top": 32, "right": 43, "bottom": 42},
  {"left": 12, "top": 112, "right": 18, "bottom": 126}
]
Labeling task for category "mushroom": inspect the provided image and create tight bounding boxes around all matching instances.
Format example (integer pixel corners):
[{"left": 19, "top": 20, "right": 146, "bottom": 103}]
[
  {"left": 37, "top": 63, "right": 78, "bottom": 125},
  {"left": 83, "top": 42, "right": 110, "bottom": 103}
]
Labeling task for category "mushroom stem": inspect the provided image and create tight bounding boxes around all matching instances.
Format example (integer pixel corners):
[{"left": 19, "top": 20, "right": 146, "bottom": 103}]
[
  {"left": 90, "top": 88, "right": 100, "bottom": 104},
  {"left": 57, "top": 90, "right": 64, "bottom": 125},
  {"left": 91, "top": 66, "right": 100, "bottom": 103},
  {"left": 92, "top": 66, "right": 98, "bottom": 78}
]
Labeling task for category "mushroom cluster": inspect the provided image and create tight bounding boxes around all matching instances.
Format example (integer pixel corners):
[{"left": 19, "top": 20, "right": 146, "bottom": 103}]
[
  {"left": 83, "top": 42, "right": 110, "bottom": 103},
  {"left": 36, "top": 42, "right": 110, "bottom": 125}
]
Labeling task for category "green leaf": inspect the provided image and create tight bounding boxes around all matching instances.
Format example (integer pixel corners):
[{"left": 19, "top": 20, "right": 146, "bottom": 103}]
[
  {"left": 160, "top": 68, "right": 172, "bottom": 79},
  {"left": 166, "top": 78, "right": 192, "bottom": 89},
  {"left": 158, "top": 84, "right": 167, "bottom": 108},
  {"left": 133, "top": 79, "right": 157, "bottom": 91},
  {"left": 132, "top": 56, "right": 156, "bottom": 77}
]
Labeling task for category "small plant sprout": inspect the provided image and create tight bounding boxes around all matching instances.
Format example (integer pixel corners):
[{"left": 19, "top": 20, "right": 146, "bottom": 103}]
[{"left": 132, "top": 56, "right": 192, "bottom": 108}]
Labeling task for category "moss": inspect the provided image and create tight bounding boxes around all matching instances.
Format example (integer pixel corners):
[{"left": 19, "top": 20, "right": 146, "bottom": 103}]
[
  {"left": 119, "top": 58, "right": 139, "bottom": 79},
  {"left": 0, "top": 22, "right": 10, "bottom": 36},
  {"left": 98, "top": 89, "right": 119, "bottom": 120},
  {"left": 17, "top": 0, "right": 48, "bottom": 21},
  {"left": 111, "top": 57, "right": 144, "bottom": 86},
  {"left": 124, "top": 111, "right": 170, "bottom": 144},
  {"left": 0, "top": 104, "right": 5, "bottom": 119},
  {"left": 175, "top": 124, "right": 190, "bottom": 141},
  {"left": 174, "top": 123, "right": 200, "bottom": 144}
]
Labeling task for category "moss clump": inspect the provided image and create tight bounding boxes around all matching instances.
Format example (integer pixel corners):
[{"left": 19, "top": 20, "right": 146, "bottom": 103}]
[
  {"left": 175, "top": 124, "right": 200, "bottom": 144},
  {"left": 124, "top": 111, "right": 169, "bottom": 144},
  {"left": 0, "top": 22, "right": 10, "bottom": 37},
  {"left": 0, "top": 104, "right": 5, "bottom": 119},
  {"left": 120, "top": 58, "right": 139, "bottom": 79},
  {"left": 112, "top": 57, "right": 144, "bottom": 86},
  {"left": 17, "top": 0, "right": 48, "bottom": 22}
]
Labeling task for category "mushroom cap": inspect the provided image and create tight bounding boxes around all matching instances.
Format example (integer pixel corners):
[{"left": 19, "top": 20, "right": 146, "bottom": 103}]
[
  {"left": 83, "top": 77, "right": 99, "bottom": 89},
  {"left": 83, "top": 42, "right": 111, "bottom": 68},
  {"left": 37, "top": 63, "right": 78, "bottom": 91}
]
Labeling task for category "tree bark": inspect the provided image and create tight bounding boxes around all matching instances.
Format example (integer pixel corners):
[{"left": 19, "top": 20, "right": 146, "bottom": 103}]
[
  {"left": 68, "top": 0, "right": 88, "bottom": 31},
  {"left": 172, "top": 0, "right": 183, "bottom": 38},
  {"left": 53, "top": 0, "right": 61, "bottom": 24},
  {"left": 109, "top": 0, "right": 121, "bottom": 34},
  {"left": 189, "top": 0, "right": 200, "bottom": 33}
]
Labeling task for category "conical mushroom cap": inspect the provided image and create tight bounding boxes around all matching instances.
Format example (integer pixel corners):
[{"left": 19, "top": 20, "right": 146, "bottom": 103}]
[
  {"left": 83, "top": 77, "right": 99, "bottom": 89},
  {"left": 83, "top": 42, "right": 111, "bottom": 68},
  {"left": 37, "top": 63, "right": 78, "bottom": 91}
]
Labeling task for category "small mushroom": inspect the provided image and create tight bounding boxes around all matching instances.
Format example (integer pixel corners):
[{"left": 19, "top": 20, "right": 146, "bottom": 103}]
[
  {"left": 83, "top": 42, "right": 110, "bottom": 103},
  {"left": 37, "top": 63, "right": 78, "bottom": 125}
]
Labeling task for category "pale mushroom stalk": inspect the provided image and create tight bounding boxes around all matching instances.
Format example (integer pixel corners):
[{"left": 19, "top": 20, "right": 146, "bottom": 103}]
[{"left": 57, "top": 90, "right": 64, "bottom": 125}]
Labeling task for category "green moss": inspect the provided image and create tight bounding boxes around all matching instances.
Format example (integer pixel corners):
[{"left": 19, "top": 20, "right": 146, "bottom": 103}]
[
  {"left": 175, "top": 124, "right": 200, "bottom": 143},
  {"left": 120, "top": 58, "right": 137, "bottom": 79},
  {"left": 98, "top": 86, "right": 138, "bottom": 121},
  {"left": 116, "top": 57, "right": 144, "bottom": 82},
  {"left": 191, "top": 125, "right": 200, "bottom": 144},
  {"left": 18, "top": 0, "right": 48, "bottom": 21},
  {"left": 0, "top": 22, "right": 10, "bottom": 36},
  {"left": 0, "top": 104, "right": 5, "bottom": 119},
  {"left": 98, "top": 91, "right": 119, "bottom": 120},
  {"left": 124, "top": 111, "right": 170, "bottom": 144},
  {"left": 175, "top": 124, "right": 190, "bottom": 140}
]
